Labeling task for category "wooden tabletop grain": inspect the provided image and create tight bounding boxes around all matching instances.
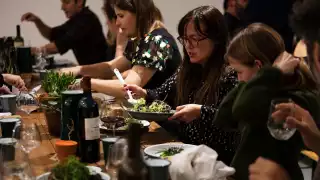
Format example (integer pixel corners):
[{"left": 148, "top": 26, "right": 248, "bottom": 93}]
[{"left": 20, "top": 111, "right": 177, "bottom": 177}]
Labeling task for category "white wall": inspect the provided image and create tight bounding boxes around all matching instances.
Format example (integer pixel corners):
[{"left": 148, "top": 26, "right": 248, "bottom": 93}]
[{"left": 0, "top": 0, "right": 223, "bottom": 64}]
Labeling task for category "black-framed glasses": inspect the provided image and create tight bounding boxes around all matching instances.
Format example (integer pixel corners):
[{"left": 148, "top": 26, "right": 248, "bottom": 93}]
[{"left": 177, "top": 36, "right": 207, "bottom": 47}]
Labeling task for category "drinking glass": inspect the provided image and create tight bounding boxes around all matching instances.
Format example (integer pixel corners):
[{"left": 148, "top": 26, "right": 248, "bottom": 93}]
[
  {"left": 12, "top": 123, "right": 41, "bottom": 154},
  {"left": 0, "top": 139, "right": 33, "bottom": 180},
  {"left": 267, "top": 98, "right": 297, "bottom": 140},
  {"left": 106, "top": 138, "right": 127, "bottom": 179},
  {"left": 100, "top": 100, "right": 125, "bottom": 137},
  {"left": 33, "top": 47, "right": 47, "bottom": 70},
  {"left": 16, "top": 92, "right": 39, "bottom": 115}
]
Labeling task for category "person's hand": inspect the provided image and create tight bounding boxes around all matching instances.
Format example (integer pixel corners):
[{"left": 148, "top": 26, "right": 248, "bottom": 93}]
[
  {"left": 168, "top": 104, "right": 202, "bottom": 123},
  {"left": 59, "top": 66, "right": 81, "bottom": 77},
  {"left": 0, "top": 86, "right": 12, "bottom": 94},
  {"left": 123, "top": 84, "right": 147, "bottom": 99},
  {"left": 273, "top": 51, "right": 300, "bottom": 74},
  {"left": 21, "top": 12, "right": 39, "bottom": 22},
  {"left": 116, "top": 28, "right": 129, "bottom": 51},
  {"left": 249, "top": 157, "right": 290, "bottom": 180},
  {"left": 272, "top": 103, "right": 320, "bottom": 154},
  {"left": 2, "top": 74, "right": 26, "bottom": 91}
]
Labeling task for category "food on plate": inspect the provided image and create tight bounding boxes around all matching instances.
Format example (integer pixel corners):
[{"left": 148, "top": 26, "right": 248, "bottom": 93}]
[
  {"left": 49, "top": 156, "right": 102, "bottom": 180},
  {"left": 158, "top": 147, "right": 184, "bottom": 158},
  {"left": 101, "top": 116, "right": 142, "bottom": 130},
  {"left": 132, "top": 98, "right": 172, "bottom": 113}
]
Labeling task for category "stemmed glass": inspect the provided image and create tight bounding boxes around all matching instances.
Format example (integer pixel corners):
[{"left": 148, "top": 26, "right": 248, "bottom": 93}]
[
  {"left": 12, "top": 123, "right": 41, "bottom": 154},
  {"left": 33, "top": 47, "right": 47, "bottom": 70},
  {"left": 16, "top": 92, "right": 39, "bottom": 115},
  {"left": 0, "top": 137, "right": 34, "bottom": 179},
  {"left": 267, "top": 98, "right": 297, "bottom": 140},
  {"left": 100, "top": 100, "right": 124, "bottom": 137},
  {"left": 106, "top": 138, "right": 127, "bottom": 179}
]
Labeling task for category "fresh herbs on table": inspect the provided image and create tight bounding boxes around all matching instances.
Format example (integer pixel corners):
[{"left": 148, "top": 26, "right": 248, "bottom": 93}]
[
  {"left": 42, "top": 71, "right": 75, "bottom": 97},
  {"left": 49, "top": 156, "right": 103, "bottom": 180},
  {"left": 132, "top": 98, "right": 172, "bottom": 113},
  {"left": 159, "top": 147, "right": 184, "bottom": 158}
]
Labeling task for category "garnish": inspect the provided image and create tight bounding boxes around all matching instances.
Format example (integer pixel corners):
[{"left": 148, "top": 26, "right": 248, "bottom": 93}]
[{"left": 158, "top": 147, "right": 184, "bottom": 158}]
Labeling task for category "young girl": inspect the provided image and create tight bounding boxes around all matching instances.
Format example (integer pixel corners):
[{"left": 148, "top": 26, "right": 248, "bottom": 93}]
[
  {"left": 60, "top": 0, "right": 181, "bottom": 97},
  {"left": 214, "top": 23, "right": 320, "bottom": 180},
  {"left": 125, "top": 6, "right": 240, "bottom": 165}
]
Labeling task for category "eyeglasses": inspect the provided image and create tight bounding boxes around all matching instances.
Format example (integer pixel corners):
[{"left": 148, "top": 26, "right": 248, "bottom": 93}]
[{"left": 177, "top": 36, "right": 207, "bottom": 47}]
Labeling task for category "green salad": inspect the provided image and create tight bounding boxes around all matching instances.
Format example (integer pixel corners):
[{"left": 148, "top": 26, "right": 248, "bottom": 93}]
[
  {"left": 159, "top": 147, "right": 184, "bottom": 158},
  {"left": 132, "top": 98, "right": 172, "bottom": 113}
]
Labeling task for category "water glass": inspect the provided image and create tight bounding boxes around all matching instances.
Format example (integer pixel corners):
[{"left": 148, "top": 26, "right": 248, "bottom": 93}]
[
  {"left": 267, "top": 98, "right": 297, "bottom": 140},
  {"left": 106, "top": 138, "right": 127, "bottom": 179},
  {"left": 13, "top": 123, "right": 41, "bottom": 154},
  {"left": 1, "top": 141, "right": 33, "bottom": 180}
]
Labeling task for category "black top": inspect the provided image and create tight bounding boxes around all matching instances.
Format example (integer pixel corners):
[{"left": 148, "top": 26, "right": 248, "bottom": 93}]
[
  {"left": 124, "top": 28, "right": 181, "bottom": 89},
  {"left": 224, "top": 12, "right": 242, "bottom": 38},
  {"left": 243, "top": 0, "right": 296, "bottom": 53},
  {"left": 50, "top": 7, "right": 108, "bottom": 65},
  {"left": 215, "top": 67, "right": 320, "bottom": 180},
  {"left": 145, "top": 68, "right": 240, "bottom": 165},
  {"left": 105, "top": 44, "right": 116, "bottom": 62}
]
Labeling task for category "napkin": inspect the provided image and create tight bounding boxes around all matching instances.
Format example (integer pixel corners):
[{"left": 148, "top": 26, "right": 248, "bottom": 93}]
[{"left": 169, "top": 145, "right": 235, "bottom": 180}]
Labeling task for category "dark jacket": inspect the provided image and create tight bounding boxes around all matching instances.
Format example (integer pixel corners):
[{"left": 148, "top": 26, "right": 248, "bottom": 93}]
[{"left": 214, "top": 67, "right": 320, "bottom": 180}]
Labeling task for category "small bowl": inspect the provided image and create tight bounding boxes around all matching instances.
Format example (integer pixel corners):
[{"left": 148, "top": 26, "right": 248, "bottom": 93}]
[{"left": 55, "top": 140, "right": 78, "bottom": 162}]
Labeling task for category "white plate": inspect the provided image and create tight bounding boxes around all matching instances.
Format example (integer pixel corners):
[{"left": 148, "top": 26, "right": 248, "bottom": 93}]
[
  {"left": 100, "top": 120, "right": 150, "bottom": 132},
  {"left": 36, "top": 166, "right": 110, "bottom": 180},
  {"left": 144, "top": 143, "right": 197, "bottom": 158}
]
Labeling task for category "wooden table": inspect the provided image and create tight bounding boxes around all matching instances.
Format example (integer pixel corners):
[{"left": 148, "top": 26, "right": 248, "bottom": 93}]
[{"left": 21, "top": 112, "right": 178, "bottom": 177}]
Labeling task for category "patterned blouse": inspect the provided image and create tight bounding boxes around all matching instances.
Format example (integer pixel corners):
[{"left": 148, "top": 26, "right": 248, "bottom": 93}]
[
  {"left": 145, "top": 68, "right": 241, "bottom": 165},
  {"left": 124, "top": 28, "right": 181, "bottom": 89}
]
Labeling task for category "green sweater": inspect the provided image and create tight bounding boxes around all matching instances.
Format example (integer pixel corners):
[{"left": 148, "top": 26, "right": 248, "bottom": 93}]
[{"left": 214, "top": 67, "right": 320, "bottom": 180}]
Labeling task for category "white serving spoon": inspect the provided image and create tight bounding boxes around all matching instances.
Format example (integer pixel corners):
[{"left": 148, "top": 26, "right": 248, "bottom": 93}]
[{"left": 113, "top": 68, "right": 137, "bottom": 104}]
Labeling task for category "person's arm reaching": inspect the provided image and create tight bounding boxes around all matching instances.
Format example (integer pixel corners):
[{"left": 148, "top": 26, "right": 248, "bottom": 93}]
[
  {"left": 21, "top": 12, "right": 52, "bottom": 40},
  {"left": 60, "top": 55, "right": 132, "bottom": 79},
  {"left": 91, "top": 65, "right": 156, "bottom": 98}
]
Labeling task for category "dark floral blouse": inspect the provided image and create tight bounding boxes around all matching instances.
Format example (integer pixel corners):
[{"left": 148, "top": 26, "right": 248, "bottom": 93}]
[
  {"left": 124, "top": 28, "right": 181, "bottom": 89},
  {"left": 145, "top": 68, "right": 241, "bottom": 165}
]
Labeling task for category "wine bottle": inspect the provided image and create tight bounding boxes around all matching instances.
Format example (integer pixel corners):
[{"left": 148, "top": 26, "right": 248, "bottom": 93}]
[
  {"left": 78, "top": 77, "right": 100, "bottom": 163},
  {"left": 14, "top": 25, "right": 24, "bottom": 48},
  {"left": 118, "top": 123, "right": 149, "bottom": 180}
]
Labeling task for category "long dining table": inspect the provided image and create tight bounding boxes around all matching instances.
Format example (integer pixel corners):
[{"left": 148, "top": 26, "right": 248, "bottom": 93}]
[{"left": 21, "top": 111, "right": 178, "bottom": 177}]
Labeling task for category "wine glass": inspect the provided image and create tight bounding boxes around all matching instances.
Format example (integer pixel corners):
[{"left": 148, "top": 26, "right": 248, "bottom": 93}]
[
  {"left": 16, "top": 92, "right": 39, "bottom": 115},
  {"left": 12, "top": 123, "right": 41, "bottom": 154},
  {"left": 33, "top": 47, "right": 47, "bottom": 70},
  {"left": 106, "top": 138, "right": 127, "bottom": 179},
  {"left": 100, "top": 100, "right": 125, "bottom": 137},
  {"left": 267, "top": 98, "right": 297, "bottom": 140},
  {"left": 0, "top": 138, "right": 34, "bottom": 179}
]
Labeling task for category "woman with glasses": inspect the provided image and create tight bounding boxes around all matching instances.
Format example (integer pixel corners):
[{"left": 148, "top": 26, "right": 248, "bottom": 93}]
[
  {"left": 60, "top": 0, "right": 181, "bottom": 97},
  {"left": 125, "top": 6, "right": 240, "bottom": 165}
]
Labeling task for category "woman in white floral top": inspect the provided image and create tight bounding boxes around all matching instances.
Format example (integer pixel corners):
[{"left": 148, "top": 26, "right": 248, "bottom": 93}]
[{"left": 60, "top": 0, "right": 181, "bottom": 97}]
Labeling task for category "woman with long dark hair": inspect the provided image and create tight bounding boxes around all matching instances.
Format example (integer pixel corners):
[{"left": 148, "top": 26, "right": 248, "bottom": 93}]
[
  {"left": 125, "top": 6, "right": 240, "bottom": 165},
  {"left": 60, "top": 0, "right": 181, "bottom": 97}
]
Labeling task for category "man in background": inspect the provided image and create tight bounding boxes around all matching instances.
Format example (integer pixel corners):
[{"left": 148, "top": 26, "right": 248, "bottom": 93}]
[
  {"left": 224, "top": 0, "right": 295, "bottom": 53},
  {"left": 223, "top": 0, "right": 247, "bottom": 38},
  {"left": 21, "top": 0, "right": 108, "bottom": 65}
]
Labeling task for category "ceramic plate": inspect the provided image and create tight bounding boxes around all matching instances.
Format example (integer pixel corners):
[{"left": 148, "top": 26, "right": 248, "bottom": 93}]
[
  {"left": 126, "top": 110, "right": 175, "bottom": 121},
  {"left": 100, "top": 120, "right": 150, "bottom": 133},
  {"left": 144, "top": 143, "right": 197, "bottom": 158}
]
